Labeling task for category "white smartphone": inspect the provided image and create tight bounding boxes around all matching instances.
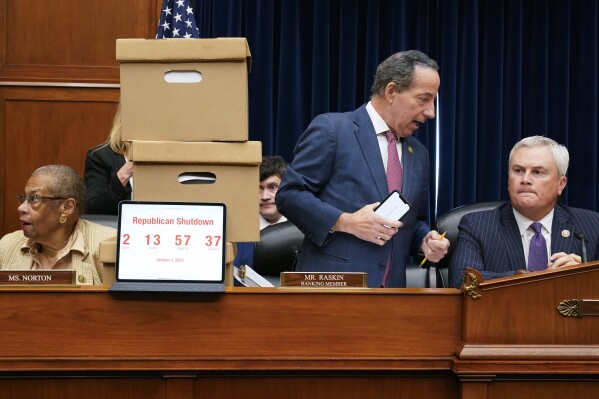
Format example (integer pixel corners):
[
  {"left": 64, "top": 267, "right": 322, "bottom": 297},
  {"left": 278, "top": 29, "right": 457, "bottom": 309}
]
[{"left": 374, "top": 190, "right": 411, "bottom": 221}]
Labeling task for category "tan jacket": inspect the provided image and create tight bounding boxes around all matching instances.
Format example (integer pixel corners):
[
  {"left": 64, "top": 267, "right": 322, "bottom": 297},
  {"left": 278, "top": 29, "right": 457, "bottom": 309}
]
[{"left": 0, "top": 219, "right": 116, "bottom": 285}]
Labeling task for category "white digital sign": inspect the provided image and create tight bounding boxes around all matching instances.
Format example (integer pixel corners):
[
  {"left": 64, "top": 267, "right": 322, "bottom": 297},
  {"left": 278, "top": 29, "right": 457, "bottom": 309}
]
[{"left": 116, "top": 201, "right": 226, "bottom": 282}]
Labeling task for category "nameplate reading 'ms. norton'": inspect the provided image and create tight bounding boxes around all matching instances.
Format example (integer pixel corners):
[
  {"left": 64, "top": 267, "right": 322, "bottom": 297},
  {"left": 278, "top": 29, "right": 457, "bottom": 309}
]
[
  {"left": 0, "top": 270, "right": 75, "bottom": 286},
  {"left": 281, "top": 272, "right": 367, "bottom": 288}
]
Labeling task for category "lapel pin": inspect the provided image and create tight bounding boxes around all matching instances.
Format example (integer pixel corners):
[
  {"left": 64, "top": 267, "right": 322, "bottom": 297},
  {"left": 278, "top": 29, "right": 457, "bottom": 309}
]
[
  {"left": 408, "top": 146, "right": 413, "bottom": 154},
  {"left": 561, "top": 229, "right": 570, "bottom": 238}
]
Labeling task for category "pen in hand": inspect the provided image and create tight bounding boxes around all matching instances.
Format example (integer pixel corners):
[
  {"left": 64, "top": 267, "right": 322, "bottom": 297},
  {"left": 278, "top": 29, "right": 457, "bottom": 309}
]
[{"left": 419, "top": 231, "right": 447, "bottom": 268}]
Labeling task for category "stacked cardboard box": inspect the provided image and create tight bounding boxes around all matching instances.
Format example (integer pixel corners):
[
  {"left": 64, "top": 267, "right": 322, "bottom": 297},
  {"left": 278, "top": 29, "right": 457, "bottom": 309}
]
[{"left": 116, "top": 38, "right": 261, "bottom": 244}]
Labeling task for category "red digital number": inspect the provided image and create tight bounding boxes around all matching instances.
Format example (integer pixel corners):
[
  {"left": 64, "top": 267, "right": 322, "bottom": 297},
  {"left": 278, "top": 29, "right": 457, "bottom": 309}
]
[
  {"left": 175, "top": 235, "right": 191, "bottom": 246},
  {"left": 145, "top": 234, "right": 161, "bottom": 245},
  {"left": 122, "top": 233, "right": 130, "bottom": 245},
  {"left": 205, "top": 235, "right": 221, "bottom": 246}
]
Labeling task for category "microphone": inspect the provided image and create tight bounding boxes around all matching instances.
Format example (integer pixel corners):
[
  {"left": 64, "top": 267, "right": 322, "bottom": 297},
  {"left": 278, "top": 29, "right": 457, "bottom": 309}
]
[
  {"left": 291, "top": 245, "right": 301, "bottom": 271},
  {"left": 574, "top": 232, "right": 588, "bottom": 264}
]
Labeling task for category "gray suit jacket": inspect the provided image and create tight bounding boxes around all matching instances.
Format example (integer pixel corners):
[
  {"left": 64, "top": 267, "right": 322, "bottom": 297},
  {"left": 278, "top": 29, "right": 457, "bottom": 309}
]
[
  {"left": 276, "top": 105, "right": 431, "bottom": 287},
  {"left": 449, "top": 203, "right": 599, "bottom": 288}
]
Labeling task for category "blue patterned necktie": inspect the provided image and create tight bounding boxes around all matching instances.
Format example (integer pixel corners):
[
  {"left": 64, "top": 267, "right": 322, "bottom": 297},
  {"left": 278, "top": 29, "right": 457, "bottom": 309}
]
[{"left": 528, "top": 222, "right": 548, "bottom": 271}]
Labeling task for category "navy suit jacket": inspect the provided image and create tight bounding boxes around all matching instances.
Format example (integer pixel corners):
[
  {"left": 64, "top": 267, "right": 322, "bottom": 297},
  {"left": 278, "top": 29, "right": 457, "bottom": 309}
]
[
  {"left": 449, "top": 203, "right": 599, "bottom": 288},
  {"left": 233, "top": 242, "right": 254, "bottom": 268},
  {"left": 276, "top": 105, "right": 430, "bottom": 287}
]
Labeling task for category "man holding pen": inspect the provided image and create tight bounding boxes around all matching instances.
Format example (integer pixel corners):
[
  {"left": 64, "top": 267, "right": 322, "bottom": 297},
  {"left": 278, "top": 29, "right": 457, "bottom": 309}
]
[{"left": 276, "top": 50, "right": 449, "bottom": 288}]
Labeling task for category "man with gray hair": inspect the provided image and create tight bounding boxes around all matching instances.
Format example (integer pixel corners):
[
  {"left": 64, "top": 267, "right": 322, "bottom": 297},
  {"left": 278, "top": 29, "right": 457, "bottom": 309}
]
[
  {"left": 449, "top": 135, "right": 599, "bottom": 288},
  {"left": 276, "top": 50, "right": 448, "bottom": 288}
]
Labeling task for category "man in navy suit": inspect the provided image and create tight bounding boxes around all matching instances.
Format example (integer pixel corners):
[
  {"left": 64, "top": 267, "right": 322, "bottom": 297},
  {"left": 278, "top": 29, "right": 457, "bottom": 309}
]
[
  {"left": 276, "top": 50, "right": 449, "bottom": 288},
  {"left": 450, "top": 136, "right": 599, "bottom": 288}
]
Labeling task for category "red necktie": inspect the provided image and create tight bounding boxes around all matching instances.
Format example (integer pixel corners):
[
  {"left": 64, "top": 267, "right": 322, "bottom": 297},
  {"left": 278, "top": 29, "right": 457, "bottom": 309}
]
[
  {"left": 385, "top": 131, "right": 402, "bottom": 193},
  {"left": 382, "top": 131, "right": 402, "bottom": 287}
]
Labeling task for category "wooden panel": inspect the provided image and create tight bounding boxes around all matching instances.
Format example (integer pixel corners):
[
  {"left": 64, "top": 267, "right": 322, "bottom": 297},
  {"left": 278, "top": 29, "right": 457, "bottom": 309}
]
[
  {"left": 0, "top": 378, "right": 165, "bottom": 399},
  {"left": 0, "top": 288, "right": 461, "bottom": 370},
  {"left": 1, "top": 286, "right": 599, "bottom": 398},
  {"left": 457, "top": 264, "right": 599, "bottom": 398},
  {"left": 166, "top": 378, "right": 194, "bottom": 399},
  {"left": 0, "top": 0, "right": 158, "bottom": 82},
  {"left": 0, "top": 374, "right": 459, "bottom": 399},
  {"left": 0, "top": 288, "right": 461, "bottom": 399},
  {"left": 195, "top": 375, "right": 459, "bottom": 399},
  {"left": 487, "top": 380, "right": 599, "bottom": 399},
  {"left": 0, "top": 86, "right": 119, "bottom": 235},
  {"left": 461, "top": 263, "right": 599, "bottom": 347}
]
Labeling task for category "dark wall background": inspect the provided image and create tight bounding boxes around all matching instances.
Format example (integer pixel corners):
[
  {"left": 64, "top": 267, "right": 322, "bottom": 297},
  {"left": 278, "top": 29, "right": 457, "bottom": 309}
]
[{"left": 195, "top": 0, "right": 598, "bottom": 220}]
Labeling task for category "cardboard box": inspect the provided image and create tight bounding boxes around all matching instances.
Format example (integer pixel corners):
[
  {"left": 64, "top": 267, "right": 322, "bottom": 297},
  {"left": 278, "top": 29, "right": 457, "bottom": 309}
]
[
  {"left": 100, "top": 237, "right": 236, "bottom": 286},
  {"left": 100, "top": 236, "right": 117, "bottom": 285},
  {"left": 100, "top": 236, "right": 117, "bottom": 264},
  {"left": 117, "top": 38, "right": 251, "bottom": 142},
  {"left": 130, "top": 140, "right": 261, "bottom": 242}
]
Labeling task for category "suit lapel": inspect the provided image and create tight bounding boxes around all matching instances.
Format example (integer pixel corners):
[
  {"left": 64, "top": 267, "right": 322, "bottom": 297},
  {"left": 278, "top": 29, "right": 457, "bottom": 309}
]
[
  {"left": 551, "top": 206, "right": 575, "bottom": 254},
  {"left": 399, "top": 138, "right": 415, "bottom": 199},
  {"left": 499, "top": 204, "right": 527, "bottom": 267},
  {"left": 353, "top": 106, "right": 387, "bottom": 199}
]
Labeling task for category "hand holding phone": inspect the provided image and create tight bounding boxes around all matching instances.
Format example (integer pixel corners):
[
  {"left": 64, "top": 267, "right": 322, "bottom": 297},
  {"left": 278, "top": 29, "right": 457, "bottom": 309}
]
[{"left": 374, "top": 190, "right": 411, "bottom": 221}]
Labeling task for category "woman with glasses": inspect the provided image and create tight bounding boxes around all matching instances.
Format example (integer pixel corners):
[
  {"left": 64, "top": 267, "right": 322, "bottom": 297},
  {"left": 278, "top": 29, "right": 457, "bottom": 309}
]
[{"left": 0, "top": 164, "right": 116, "bottom": 284}]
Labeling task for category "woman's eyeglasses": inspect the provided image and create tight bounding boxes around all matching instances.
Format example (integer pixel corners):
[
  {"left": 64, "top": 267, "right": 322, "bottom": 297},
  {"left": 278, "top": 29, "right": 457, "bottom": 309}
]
[{"left": 17, "top": 194, "right": 67, "bottom": 205}]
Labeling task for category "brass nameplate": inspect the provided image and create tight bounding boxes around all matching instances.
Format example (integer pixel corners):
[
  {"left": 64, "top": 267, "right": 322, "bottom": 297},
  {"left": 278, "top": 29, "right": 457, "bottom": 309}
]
[
  {"left": 0, "top": 270, "right": 76, "bottom": 285},
  {"left": 281, "top": 272, "right": 367, "bottom": 288}
]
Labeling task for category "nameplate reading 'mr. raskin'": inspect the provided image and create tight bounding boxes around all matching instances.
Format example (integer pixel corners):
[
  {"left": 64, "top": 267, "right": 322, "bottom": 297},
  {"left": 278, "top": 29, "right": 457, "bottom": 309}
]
[
  {"left": 0, "top": 270, "right": 76, "bottom": 285},
  {"left": 280, "top": 272, "right": 367, "bottom": 288}
]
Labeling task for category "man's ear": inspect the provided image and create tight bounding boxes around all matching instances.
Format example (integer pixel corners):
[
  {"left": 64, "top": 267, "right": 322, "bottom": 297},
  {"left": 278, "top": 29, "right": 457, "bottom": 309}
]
[
  {"left": 557, "top": 176, "right": 567, "bottom": 195},
  {"left": 384, "top": 82, "right": 398, "bottom": 101}
]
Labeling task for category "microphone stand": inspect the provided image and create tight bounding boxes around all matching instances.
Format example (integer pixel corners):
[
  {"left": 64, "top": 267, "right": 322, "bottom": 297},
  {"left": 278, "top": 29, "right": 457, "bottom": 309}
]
[{"left": 574, "top": 232, "right": 588, "bottom": 264}]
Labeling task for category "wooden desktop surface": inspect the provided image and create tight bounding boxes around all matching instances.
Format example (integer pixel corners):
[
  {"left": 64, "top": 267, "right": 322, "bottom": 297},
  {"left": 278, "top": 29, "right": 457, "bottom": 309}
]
[
  {"left": 0, "top": 287, "right": 461, "bottom": 399},
  {"left": 0, "top": 287, "right": 460, "bottom": 371}
]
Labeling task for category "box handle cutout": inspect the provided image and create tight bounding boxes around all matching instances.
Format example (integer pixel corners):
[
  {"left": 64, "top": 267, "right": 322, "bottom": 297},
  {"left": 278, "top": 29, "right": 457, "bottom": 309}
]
[
  {"left": 164, "top": 70, "right": 203, "bottom": 83},
  {"left": 178, "top": 172, "right": 216, "bottom": 185}
]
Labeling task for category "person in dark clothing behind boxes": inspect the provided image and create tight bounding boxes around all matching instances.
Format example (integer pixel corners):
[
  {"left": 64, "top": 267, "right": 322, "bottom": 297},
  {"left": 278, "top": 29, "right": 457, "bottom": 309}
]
[{"left": 84, "top": 104, "right": 133, "bottom": 215}]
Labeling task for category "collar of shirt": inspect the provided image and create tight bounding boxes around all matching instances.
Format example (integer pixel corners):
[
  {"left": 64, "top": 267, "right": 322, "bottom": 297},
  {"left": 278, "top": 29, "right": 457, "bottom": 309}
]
[
  {"left": 22, "top": 219, "right": 86, "bottom": 258},
  {"left": 512, "top": 207, "right": 554, "bottom": 237},
  {"left": 259, "top": 214, "right": 288, "bottom": 230},
  {"left": 513, "top": 207, "right": 554, "bottom": 267},
  {"left": 366, "top": 101, "right": 391, "bottom": 134},
  {"left": 366, "top": 101, "right": 403, "bottom": 168}
]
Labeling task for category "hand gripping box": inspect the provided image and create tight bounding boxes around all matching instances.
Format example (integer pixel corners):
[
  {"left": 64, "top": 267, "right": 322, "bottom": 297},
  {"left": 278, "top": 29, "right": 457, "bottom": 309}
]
[
  {"left": 129, "top": 140, "right": 262, "bottom": 242},
  {"left": 117, "top": 38, "right": 251, "bottom": 142}
]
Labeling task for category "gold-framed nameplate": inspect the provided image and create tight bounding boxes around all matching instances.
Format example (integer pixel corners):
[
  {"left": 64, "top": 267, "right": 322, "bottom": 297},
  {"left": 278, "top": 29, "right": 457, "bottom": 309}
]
[
  {"left": 280, "top": 272, "right": 367, "bottom": 288},
  {"left": 0, "top": 270, "right": 76, "bottom": 286}
]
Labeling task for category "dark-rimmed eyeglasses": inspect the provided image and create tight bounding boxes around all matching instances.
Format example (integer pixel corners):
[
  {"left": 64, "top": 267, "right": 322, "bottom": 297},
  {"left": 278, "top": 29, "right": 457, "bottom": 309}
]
[{"left": 17, "top": 194, "right": 67, "bottom": 205}]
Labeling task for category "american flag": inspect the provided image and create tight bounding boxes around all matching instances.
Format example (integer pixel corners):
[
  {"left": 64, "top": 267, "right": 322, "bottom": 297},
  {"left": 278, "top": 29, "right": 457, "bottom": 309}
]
[{"left": 156, "top": 0, "right": 200, "bottom": 39}]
